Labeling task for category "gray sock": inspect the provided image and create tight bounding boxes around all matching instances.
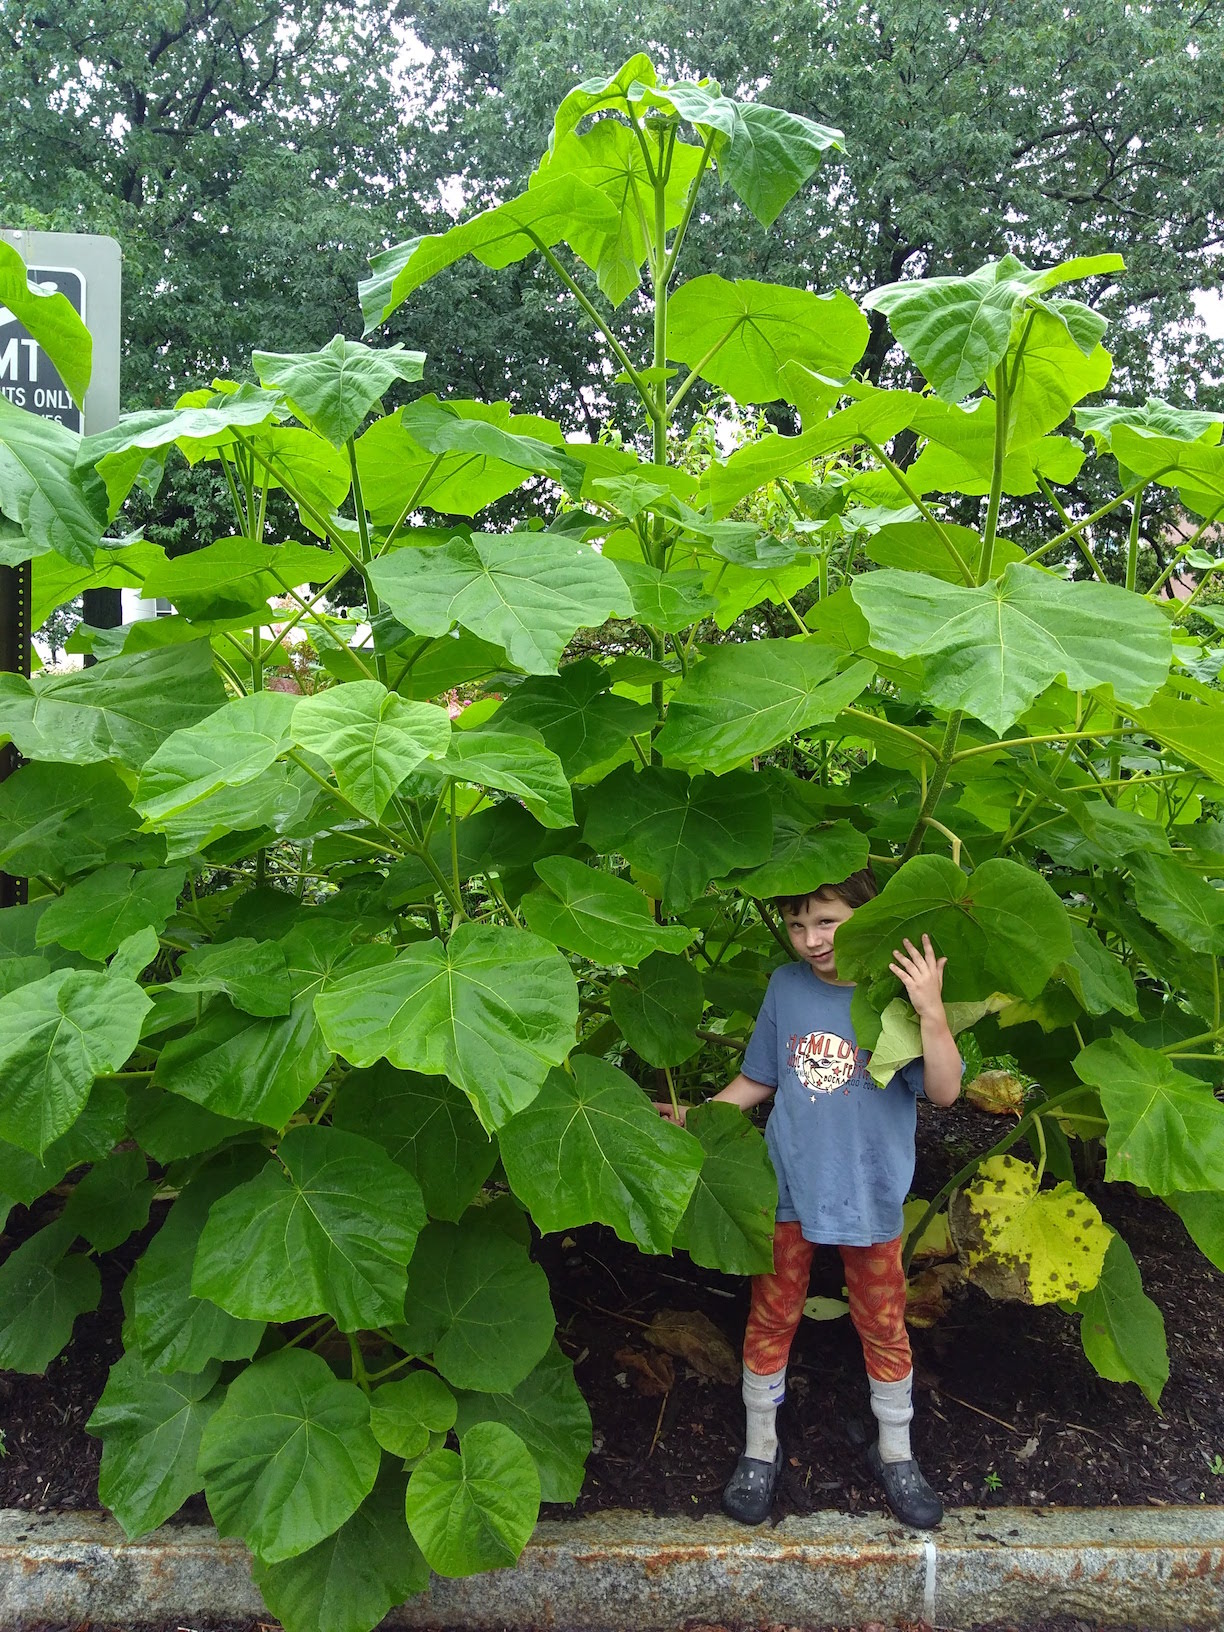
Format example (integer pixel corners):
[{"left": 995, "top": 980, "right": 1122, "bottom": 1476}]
[
  {"left": 869, "top": 1370, "right": 914, "bottom": 1463},
  {"left": 742, "top": 1362, "right": 786, "bottom": 1461}
]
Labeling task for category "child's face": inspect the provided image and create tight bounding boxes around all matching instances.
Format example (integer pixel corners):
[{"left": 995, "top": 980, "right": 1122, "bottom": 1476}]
[{"left": 782, "top": 892, "right": 856, "bottom": 982}]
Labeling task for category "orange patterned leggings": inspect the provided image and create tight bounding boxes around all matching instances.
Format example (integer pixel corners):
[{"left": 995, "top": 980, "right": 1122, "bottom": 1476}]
[{"left": 743, "top": 1221, "right": 911, "bottom": 1383}]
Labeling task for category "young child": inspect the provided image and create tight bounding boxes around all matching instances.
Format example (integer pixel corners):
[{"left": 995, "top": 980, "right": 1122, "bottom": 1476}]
[{"left": 663, "top": 868, "right": 962, "bottom": 1529}]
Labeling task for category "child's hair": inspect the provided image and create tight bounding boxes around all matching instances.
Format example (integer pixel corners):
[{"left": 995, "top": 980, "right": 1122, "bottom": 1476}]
[{"left": 774, "top": 866, "right": 879, "bottom": 918}]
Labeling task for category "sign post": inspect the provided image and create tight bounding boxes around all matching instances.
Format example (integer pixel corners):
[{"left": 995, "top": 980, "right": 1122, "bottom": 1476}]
[{"left": 0, "top": 230, "right": 121, "bottom": 904}]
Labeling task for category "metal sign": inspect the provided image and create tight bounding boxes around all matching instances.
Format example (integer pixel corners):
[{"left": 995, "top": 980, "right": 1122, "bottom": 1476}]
[{"left": 0, "top": 264, "right": 86, "bottom": 431}]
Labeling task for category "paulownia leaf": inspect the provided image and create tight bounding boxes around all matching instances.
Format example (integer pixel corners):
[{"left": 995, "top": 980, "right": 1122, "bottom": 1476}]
[
  {"left": 253, "top": 335, "right": 425, "bottom": 446},
  {"left": 436, "top": 729, "right": 574, "bottom": 829},
  {"left": 949, "top": 1153, "right": 1110, "bottom": 1305},
  {"left": 140, "top": 537, "right": 335, "bottom": 619},
  {"left": 1074, "top": 1034, "right": 1224, "bottom": 1194},
  {"left": 36, "top": 864, "right": 184, "bottom": 960},
  {"left": 609, "top": 949, "right": 704, "bottom": 1067},
  {"left": 487, "top": 659, "right": 654, "bottom": 778},
  {"left": 393, "top": 1215, "right": 554, "bottom": 1392},
  {"left": 610, "top": 561, "right": 718, "bottom": 633},
  {"left": 656, "top": 639, "right": 873, "bottom": 773},
  {"left": 292, "top": 682, "right": 450, "bottom": 820},
  {"left": 0, "top": 641, "right": 226, "bottom": 769},
  {"left": 369, "top": 531, "right": 632, "bottom": 675},
  {"left": 0, "top": 1218, "right": 99, "bottom": 1372},
  {"left": 332, "top": 1064, "right": 496, "bottom": 1222},
  {"left": 136, "top": 692, "right": 298, "bottom": 822},
  {"left": 192, "top": 1125, "right": 426, "bottom": 1332},
  {"left": 1129, "top": 853, "right": 1224, "bottom": 954},
  {"left": 360, "top": 175, "right": 619, "bottom": 330},
  {"left": 0, "top": 760, "right": 158, "bottom": 884},
  {"left": 521, "top": 856, "right": 695, "bottom": 966},
  {"left": 369, "top": 1371, "right": 457, "bottom": 1459},
  {"left": 452, "top": 1342, "right": 591, "bottom": 1504},
  {"left": 862, "top": 252, "right": 1123, "bottom": 402},
  {"left": 88, "top": 1353, "right": 223, "bottom": 1537},
  {"left": 672, "top": 1101, "right": 777, "bottom": 1275},
  {"left": 0, "top": 1077, "right": 124, "bottom": 1209},
  {"left": 668, "top": 276, "right": 867, "bottom": 403},
  {"left": 583, "top": 764, "right": 772, "bottom": 912},
  {"left": 0, "top": 968, "right": 151, "bottom": 1155},
  {"left": 1108, "top": 424, "right": 1224, "bottom": 520},
  {"left": 1056, "top": 922, "right": 1139, "bottom": 1019},
  {"left": 498, "top": 1056, "right": 703, "bottom": 1252},
  {"left": 867, "top": 994, "right": 1009, "bottom": 1088},
  {"left": 1166, "top": 1192, "right": 1224, "bottom": 1271},
  {"left": 252, "top": 1468, "right": 429, "bottom": 1632},
  {"left": 724, "top": 816, "right": 869, "bottom": 900},
  {"left": 852, "top": 564, "right": 1170, "bottom": 736},
  {"left": 404, "top": 1421, "right": 539, "bottom": 1577},
  {"left": 172, "top": 937, "right": 293, "bottom": 1019},
  {"left": 61, "top": 1147, "right": 153, "bottom": 1252},
  {"left": 0, "top": 395, "right": 107, "bottom": 565},
  {"left": 835, "top": 855, "right": 1072, "bottom": 1007},
  {"left": 198, "top": 1348, "right": 380, "bottom": 1564},
  {"left": 1131, "top": 687, "right": 1224, "bottom": 783},
  {"left": 1075, "top": 1232, "right": 1168, "bottom": 1408},
  {"left": 0, "top": 241, "right": 91, "bottom": 403},
  {"left": 315, "top": 923, "right": 578, "bottom": 1134},
  {"left": 395, "top": 396, "right": 587, "bottom": 498}
]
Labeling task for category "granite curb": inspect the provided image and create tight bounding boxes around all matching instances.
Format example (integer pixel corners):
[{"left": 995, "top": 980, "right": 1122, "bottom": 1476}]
[{"left": 1, "top": 1505, "right": 1222, "bottom": 1630}]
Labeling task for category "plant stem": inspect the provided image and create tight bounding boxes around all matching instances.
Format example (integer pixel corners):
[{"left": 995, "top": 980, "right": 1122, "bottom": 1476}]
[
  {"left": 529, "top": 235, "right": 652, "bottom": 410},
  {"left": 899, "top": 712, "right": 963, "bottom": 863},
  {"left": 863, "top": 438, "right": 973, "bottom": 583},
  {"left": 347, "top": 435, "right": 390, "bottom": 686},
  {"left": 1035, "top": 477, "right": 1106, "bottom": 582},
  {"left": 1023, "top": 473, "right": 1168, "bottom": 565}
]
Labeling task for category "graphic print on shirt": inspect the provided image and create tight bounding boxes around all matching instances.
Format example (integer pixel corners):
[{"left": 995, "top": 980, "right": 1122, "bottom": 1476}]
[{"left": 787, "top": 1029, "right": 859, "bottom": 1094}]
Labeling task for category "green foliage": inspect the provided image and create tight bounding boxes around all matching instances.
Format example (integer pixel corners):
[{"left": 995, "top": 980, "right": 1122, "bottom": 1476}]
[{"left": 0, "top": 49, "right": 1219, "bottom": 1632}]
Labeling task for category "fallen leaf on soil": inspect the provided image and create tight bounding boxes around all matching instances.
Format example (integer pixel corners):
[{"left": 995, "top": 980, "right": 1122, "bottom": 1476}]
[
  {"left": 802, "top": 1294, "right": 850, "bottom": 1320},
  {"left": 614, "top": 1346, "right": 674, "bottom": 1396},
  {"left": 645, "top": 1309, "right": 739, "bottom": 1383},
  {"left": 964, "top": 1069, "right": 1025, "bottom": 1116},
  {"left": 1017, "top": 1433, "right": 1041, "bottom": 1461},
  {"left": 905, "top": 1261, "right": 967, "bottom": 1327}
]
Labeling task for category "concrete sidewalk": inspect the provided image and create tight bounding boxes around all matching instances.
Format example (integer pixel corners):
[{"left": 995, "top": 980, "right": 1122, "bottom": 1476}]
[{"left": 1, "top": 1504, "right": 1221, "bottom": 1629}]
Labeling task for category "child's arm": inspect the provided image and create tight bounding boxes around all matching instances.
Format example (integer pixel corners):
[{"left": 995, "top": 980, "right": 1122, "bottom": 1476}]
[
  {"left": 656, "top": 1073, "right": 775, "bottom": 1127},
  {"left": 889, "top": 933, "right": 962, "bottom": 1107}
]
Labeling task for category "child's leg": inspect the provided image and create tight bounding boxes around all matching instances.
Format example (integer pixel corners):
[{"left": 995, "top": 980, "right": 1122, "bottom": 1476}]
[
  {"left": 838, "top": 1236, "right": 913, "bottom": 1461},
  {"left": 741, "top": 1221, "right": 815, "bottom": 1459}
]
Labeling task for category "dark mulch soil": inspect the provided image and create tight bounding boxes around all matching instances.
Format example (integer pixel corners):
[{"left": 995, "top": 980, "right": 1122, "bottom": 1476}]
[{"left": 3, "top": 1100, "right": 1223, "bottom": 1632}]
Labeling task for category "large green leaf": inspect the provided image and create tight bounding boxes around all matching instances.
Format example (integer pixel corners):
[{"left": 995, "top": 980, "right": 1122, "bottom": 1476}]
[
  {"left": 153, "top": 757, "right": 321, "bottom": 863},
  {"left": 583, "top": 765, "right": 772, "bottom": 912},
  {"left": 198, "top": 1348, "right": 380, "bottom": 1564},
  {"left": 672, "top": 1101, "right": 778, "bottom": 1275},
  {"left": 31, "top": 536, "right": 166, "bottom": 627},
  {"left": 192, "top": 1125, "right": 426, "bottom": 1331},
  {"left": 394, "top": 1215, "right": 554, "bottom": 1392},
  {"left": 0, "top": 641, "right": 226, "bottom": 768},
  {"left": 668, "top": 277, "right": 867, "bottom": 403},
  {"left": 538, "top": 118, "right": 704, "bottom": 306},
  {"left": 315, "top": 923, "right": 578, "bottom": 1134},
  {"left": 136, "top": 692, "right": 298, "bottom": 822},
  {"left": 172, "top": 937, "right": 293, "bottom": 1019},
  {"left": 704, "top": 390, "right": 917, "bottom": 517},
  {"left": 395, "top": 396, "right": 587, "bottom": 498},
  {"left": 1074, "top": 1034, "right": 1224, "bottom": 1194},
  {"left": 88, "top": 1353, "right": 223, "bottom": 1537},
  {"left": 368, "top": 1371, "right": 457, "bottom": 1459},
  {"left": 1075, "top": 1233, "right": 1168, "bottom": 1409},
  {"left": 836, "top": 855, "right": 1072, "bottom": 1006},
  {"left": 252, "top": 1468, "right": 429, "bottom": 1632},
  {"left": 1166, "top": 1191, "right": 1224, "bottom": 1271},
  {"left": 610, "top": 561, "right": 718, "bottom": 634},
  {"left": 0, "top": 760, "right": 161, "bottom": 884},
  {"left": 0, "top": 395, "right": 107, "bottom": 564},
  {"left": 357, "top": 400, "right": 568, "bottom": 522},
  {"left": 1057, "top": 921, "right": 1139, "bottom": 1019},
  {"left": 1077, "top": 396, "right": 1224, "bottom": 454},
  {"left": 128, "top": 1150, "right": 267, "bottom": 1375},
  {"left": 61, "top": 1147, "right": 153, "bottom": 1252},
  {"left": 452, "top": 1342, "right": 591, "bottom": 1504},
  {"left": 724, "top": 815, "right": 869, "bottom": 901},
  {"left": 656, "top": 640, "right": 873, "bottom": 773},
  {"left": 0, "top": 240, "right": 92, "bottom": 403},
  {"left": 1131, "top": 688, "right": 1224, "bottom": 783},
  {"left": 0, "top": 968, "right": 150, "bottom": 1155},
  {"left": 292, "top": 682, "right": 450, "bottom": 820},
  {"left": 332, "top": 1064, "right": 496, "bottom": 1222},
  {"left": 852, "top": 564, "right": 1170, "bottom": 735},
  {"left": 522, "top": 855, "right": 695, "bottom": 966},
  {"left": 498, "top": 1056, "right": 702, "bottom": 1252},
  {"left": 609, "top": 949, "right": 705, "bottom": 1067},
  {"left": 360, "top": 175, "right": 619, "bottom": 330},
  {"left": 1108, "top": 424, "right": 1224, "bottom": 519},
  {"left": 0, "top": 1218, "right": 99, "bottom": 1372},
  {"left": 1129, "top": 854, "right": 1224, "bottom": 953},
  {"left": 0, "top": 1077, "right": 124, "bottom": 1208},
  {"left": 405, "top": 1421, "right": 539, "bottom": 1577},
  {"left": 862, "top": 252, "right": 1123, "bottom": 401},
  {"left": 368, "top": 531, "right": 632, "bottom": 675},
  {"left": 437, "top": 729, "right": 574, "bottom": 829},
  {"left": 906, "top": 395, "right": 1087, "bottom": 500},
  {"left": 140, "top": 537, "right": 335, "bottom": 620},
  {"left": 35, "top": 863, "right": 184, "bottom": 960},
  {"left": 487, "top": 659, "right": 654, "bottom": 777},
  {"left": 252, "top": 336, "right": 425, "bottom": 446}
]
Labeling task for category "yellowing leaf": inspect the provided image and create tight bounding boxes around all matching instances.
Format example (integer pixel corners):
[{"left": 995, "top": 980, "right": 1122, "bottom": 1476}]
[
  {"left": 950, "top": 1153, "right": 1110, "bottom": 1306},
  {"left": 964, "top": 1070, "right": 1026, "bottom": 1117},
  {"left": 901, "top": 1198, "right": 955, "bottom": 1261}
]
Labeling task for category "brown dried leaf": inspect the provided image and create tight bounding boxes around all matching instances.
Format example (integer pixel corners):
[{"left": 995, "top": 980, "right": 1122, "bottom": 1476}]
[
  {"left": 905, "top": 1262, "right": 967, "bottom": 1328},
  {"left": 964, "top": 1069, "right": 1026, "bottom": 1116},
  {"left": 614, "top": 1346, "right": 675, "bottom": 1397},
  {"left": 644, "top": 1308, "right": 740, "bottom": 1384}
]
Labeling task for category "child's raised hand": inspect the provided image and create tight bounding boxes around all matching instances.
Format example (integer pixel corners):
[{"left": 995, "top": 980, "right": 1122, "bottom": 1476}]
[
  {"left": 889, "top": 933, "right": 947, "bottom": 1018},
  {"left": 654, "top": 1100, "right": 688, "bottom": 1127}
]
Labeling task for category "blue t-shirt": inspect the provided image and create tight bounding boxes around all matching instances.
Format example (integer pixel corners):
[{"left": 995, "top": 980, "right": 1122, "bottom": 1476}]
[{"left": 741, "top": 962, "right": 925, "bottom": 1247}]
